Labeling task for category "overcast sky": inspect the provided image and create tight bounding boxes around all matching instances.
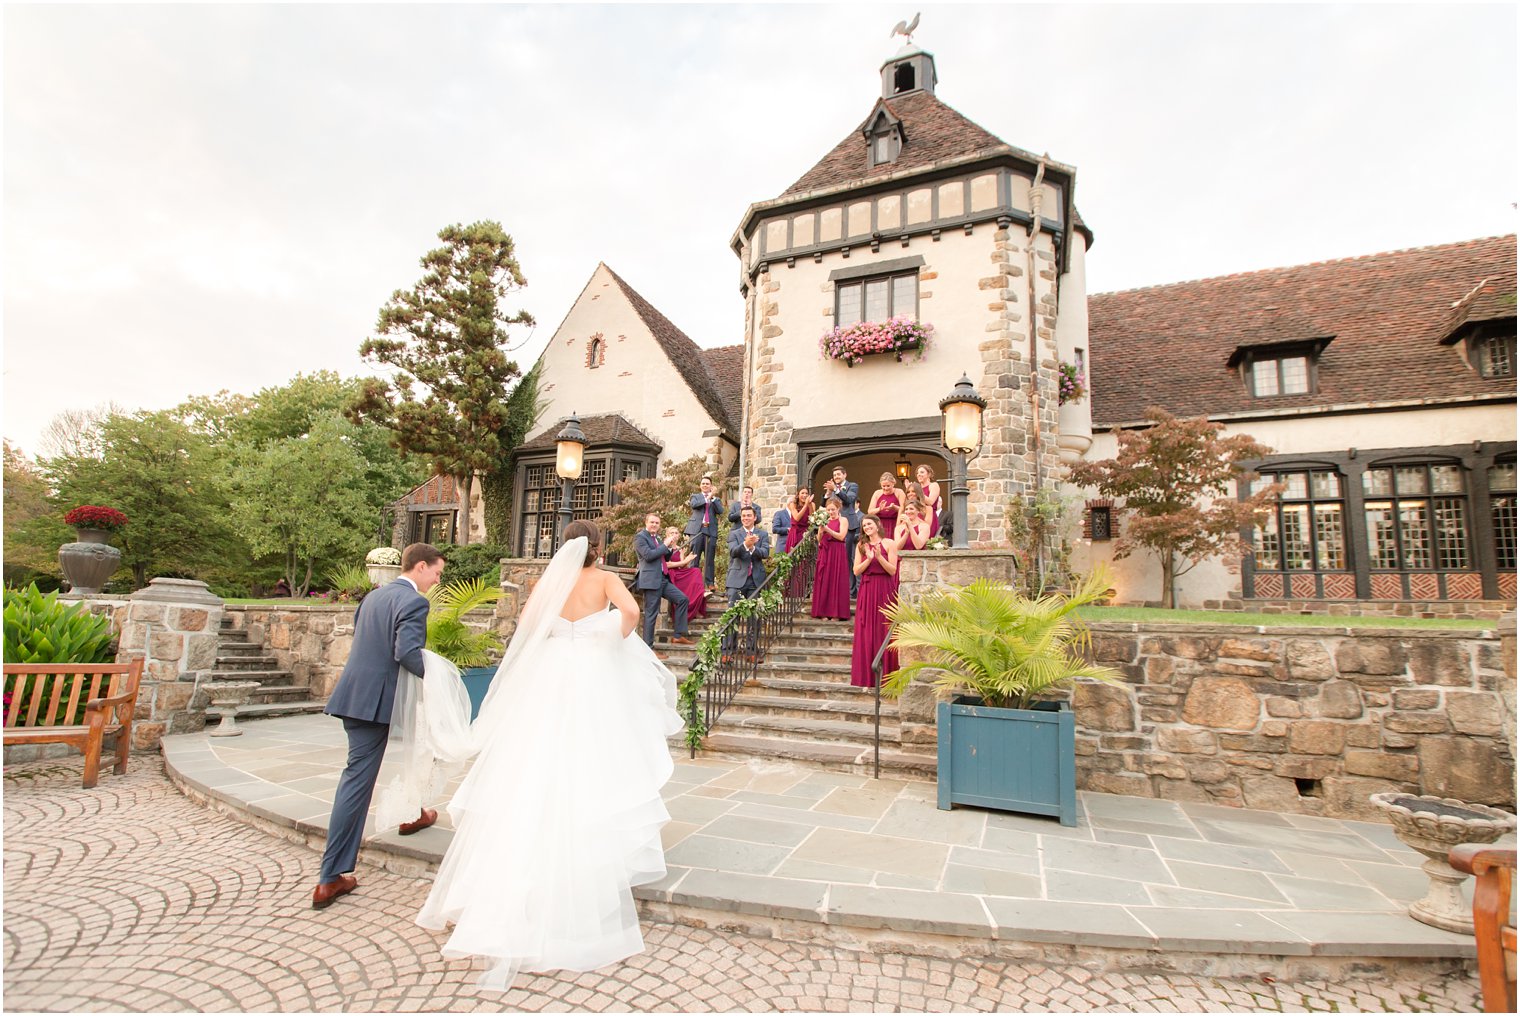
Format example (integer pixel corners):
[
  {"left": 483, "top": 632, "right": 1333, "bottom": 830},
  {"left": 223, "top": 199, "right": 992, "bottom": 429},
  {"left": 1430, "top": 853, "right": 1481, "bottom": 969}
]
[{"left": 4, "top": 2, "right": 1515, "bottom": 458}]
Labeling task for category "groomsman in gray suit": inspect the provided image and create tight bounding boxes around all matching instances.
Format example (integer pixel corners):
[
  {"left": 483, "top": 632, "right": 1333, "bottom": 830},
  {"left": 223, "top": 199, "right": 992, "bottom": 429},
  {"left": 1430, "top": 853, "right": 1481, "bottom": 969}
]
[
  {"left": 312, "top": 543, "right": 445, "bottom": 909},
  {"left": 722, "top": 506, "right": 770, "bottom": 660},
  {"left": 635, "top": 512, "right": 694, "bottom": 647}
]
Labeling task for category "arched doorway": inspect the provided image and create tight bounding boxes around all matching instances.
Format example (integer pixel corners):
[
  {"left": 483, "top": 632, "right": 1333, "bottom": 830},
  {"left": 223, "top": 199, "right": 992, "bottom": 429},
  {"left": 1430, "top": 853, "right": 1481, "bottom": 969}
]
[{"left": 797, "top": 438, "right": 948, "bottom": 502}]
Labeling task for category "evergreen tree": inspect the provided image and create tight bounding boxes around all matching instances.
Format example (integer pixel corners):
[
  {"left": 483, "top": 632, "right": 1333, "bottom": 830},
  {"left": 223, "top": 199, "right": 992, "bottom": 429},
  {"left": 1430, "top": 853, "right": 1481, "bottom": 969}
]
[{"left": 349, "top": 221, "right": 535, "bottom": 544}]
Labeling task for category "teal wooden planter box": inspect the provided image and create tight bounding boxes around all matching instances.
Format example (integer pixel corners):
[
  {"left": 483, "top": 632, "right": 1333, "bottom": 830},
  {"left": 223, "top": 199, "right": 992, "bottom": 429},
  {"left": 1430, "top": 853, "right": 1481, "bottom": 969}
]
[
  {"left": 936, "top": 697, "right": 1077, "bottom": 826},
  {"left": 460, "top": 666, "right": 496, "bottom": 721}
]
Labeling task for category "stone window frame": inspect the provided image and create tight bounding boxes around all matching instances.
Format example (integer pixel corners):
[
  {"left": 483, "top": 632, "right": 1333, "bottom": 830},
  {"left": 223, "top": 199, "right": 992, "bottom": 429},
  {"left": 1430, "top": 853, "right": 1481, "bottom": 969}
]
[
  {"left": 586, "top": 332, "right": 606, "bottom": 369},
  {"left": 834, "top": 268, "right": 919, "bottom": 326},
  {"left": 1083, "top": 499, "right": 1114, "bottom": 542}
]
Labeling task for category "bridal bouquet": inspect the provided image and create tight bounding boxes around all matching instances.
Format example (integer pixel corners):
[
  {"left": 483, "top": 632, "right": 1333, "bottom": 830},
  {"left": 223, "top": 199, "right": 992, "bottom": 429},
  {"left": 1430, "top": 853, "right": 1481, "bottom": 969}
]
[{"left": 819, "top": 316, "right": 932, "bottom": 366}]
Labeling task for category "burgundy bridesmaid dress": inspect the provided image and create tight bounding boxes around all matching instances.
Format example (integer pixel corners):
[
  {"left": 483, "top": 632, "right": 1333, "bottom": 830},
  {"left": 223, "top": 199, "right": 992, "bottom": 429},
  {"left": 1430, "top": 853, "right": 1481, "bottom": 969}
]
[
  {"left": 810, "top": 518, "right": 851, "bottom": 620},
  {"left": 925, "top": 489, "right": 942, "bottom": 537},
  {"left": 875, "top": 491, "right": 900, "bottom": 541},
  {"left": 784, "top": 506, "right": 812, "bottom": 553},
  {"left": 851, "top": 549, "right": 898, "bottom": 687},
  {"left": 666, "top": 551, "right": 708, "bottom": 623}
]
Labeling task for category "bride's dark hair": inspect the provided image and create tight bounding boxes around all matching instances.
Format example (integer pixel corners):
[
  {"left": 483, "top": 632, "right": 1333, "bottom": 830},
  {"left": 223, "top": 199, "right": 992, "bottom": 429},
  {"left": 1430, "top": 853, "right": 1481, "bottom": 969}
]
[{"left": 562, "top": 521, "right": 602, "bottom": 566}]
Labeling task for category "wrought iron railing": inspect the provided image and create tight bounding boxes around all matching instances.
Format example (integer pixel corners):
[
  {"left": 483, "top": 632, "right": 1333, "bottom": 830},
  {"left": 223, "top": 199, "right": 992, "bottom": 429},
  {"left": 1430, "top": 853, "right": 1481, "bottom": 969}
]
[
  {"left": 869, "top": 636, "right": 889, "bottom": 779},
  {"left": 686, "top": 531, "right": 820, "bottom": 756}
]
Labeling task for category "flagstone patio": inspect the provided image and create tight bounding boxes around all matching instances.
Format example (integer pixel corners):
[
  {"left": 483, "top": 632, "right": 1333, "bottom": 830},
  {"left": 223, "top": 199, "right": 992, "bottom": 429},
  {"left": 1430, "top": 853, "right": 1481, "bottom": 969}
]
[{"left": 160, "top": 714, "right": 1507, "bottom": 965}]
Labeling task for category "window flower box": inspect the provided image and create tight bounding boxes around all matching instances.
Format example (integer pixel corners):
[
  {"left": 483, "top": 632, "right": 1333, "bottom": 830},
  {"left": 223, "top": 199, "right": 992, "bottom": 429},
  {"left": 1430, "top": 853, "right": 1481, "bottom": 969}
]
[{"left": 819, "top": 317, "right": 933, "bottom": 367}]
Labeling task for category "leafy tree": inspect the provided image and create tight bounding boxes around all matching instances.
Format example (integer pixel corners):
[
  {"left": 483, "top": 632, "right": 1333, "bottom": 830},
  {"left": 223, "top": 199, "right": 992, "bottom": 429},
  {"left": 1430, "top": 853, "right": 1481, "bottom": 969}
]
[
  {"left": 193, "top": 371, "right": 425, "bottom": 543},
  {"left": 1068, "top": 408, "right": 1280, "bottom": 608},
  {"left": 595, "top": 456, "right": 714, "bottom": 563},
  {"left": 223, "top": 414, "right": 377, "bottom": 596},
  {"left": 350, "top": 221, "right": 536, "bottom": 545},
  {"left": 36, "top": 402, "right": 125, "bottom": 460},
  {"left": 481, "top": 360, "right": 547, "bottom": 545},
  {"left": 3, "top": 442, "right": 68, "bottom": 584},
  {"left": 45, "top": 411, "right": 239, "bottom": 588}
]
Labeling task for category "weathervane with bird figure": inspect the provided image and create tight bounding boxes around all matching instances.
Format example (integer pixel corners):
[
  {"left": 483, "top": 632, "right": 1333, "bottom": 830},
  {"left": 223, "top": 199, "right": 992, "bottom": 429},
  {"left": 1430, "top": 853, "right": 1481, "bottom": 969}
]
[{"left": 890, "top": 12, "right": 920, "bottom": 44}]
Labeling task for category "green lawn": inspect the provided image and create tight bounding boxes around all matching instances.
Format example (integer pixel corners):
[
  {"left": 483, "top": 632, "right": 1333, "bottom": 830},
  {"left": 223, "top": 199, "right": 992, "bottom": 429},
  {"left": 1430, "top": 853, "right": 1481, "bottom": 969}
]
[{"left": 1079, "top": 606, "right": 1495, "bottom": 630}]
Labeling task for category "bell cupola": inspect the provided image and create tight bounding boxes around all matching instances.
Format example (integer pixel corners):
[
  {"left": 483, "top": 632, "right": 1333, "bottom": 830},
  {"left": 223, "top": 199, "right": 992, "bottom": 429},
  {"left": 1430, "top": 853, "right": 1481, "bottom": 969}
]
[{"left": 880, "top": 45, "right": 937, "bottom": 100}]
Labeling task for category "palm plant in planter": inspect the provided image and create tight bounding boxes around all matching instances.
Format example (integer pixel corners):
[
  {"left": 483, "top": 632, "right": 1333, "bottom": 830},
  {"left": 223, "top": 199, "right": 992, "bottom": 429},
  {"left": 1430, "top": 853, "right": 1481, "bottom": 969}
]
[
  {"left": 425, "top": 578, "right": 505, "bottom": 719},
  {"left": 882, "top": 569, "right": 1119, "bottom": 826}
]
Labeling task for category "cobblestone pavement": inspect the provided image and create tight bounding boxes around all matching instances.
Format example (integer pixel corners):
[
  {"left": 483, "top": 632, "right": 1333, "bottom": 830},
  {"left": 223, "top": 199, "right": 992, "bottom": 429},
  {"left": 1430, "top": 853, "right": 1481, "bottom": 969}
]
[{"left": 4, "top": 759, "right": 1481, "bottom": 1013}]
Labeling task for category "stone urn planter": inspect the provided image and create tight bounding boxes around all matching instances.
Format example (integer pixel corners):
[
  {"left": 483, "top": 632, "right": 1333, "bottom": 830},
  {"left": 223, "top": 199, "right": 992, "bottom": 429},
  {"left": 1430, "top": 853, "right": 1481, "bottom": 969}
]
[
  {"left": 58, "top": 529, "right": 122, "bottom": 596},
  {"left": 366, "top": 563, "right": 402, "bottom": 586},
  {"left": 201, "top": 681, "right": 260, "bottom": 738},
  {"left": 1370, "top": 792, "right": 1518, "bottom": 934}
]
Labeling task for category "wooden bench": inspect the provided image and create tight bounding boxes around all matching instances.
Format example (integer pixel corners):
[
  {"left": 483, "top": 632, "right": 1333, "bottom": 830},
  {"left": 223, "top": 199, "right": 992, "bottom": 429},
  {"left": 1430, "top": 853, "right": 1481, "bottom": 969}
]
[
  {"left": 1450, "top": 842, "right": 1517, "bottom": 1014},
  {"left": 3, "top": 660, "right": 144, "bottom": 788}
]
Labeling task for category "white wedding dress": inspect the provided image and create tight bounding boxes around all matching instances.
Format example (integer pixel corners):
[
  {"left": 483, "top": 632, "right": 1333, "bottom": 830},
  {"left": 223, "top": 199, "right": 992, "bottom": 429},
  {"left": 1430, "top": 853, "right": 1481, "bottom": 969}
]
[{"left": 380, "top": 538, "right": 684, "bottom": 991}]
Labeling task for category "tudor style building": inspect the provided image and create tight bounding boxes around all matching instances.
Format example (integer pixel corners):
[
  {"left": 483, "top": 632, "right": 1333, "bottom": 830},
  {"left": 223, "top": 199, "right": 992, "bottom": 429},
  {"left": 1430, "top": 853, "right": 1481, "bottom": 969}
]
[
  {"left": 1073, "top": 235, "right": 1517, "bottom": 608},
  {"left": 730, "top": 43, "right": 1093, "bottom": 542}
]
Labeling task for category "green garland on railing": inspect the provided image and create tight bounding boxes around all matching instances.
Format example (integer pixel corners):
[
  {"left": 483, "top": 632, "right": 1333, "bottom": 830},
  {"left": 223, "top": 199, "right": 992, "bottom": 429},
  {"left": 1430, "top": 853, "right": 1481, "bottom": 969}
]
[{"left": 679, "top": 510, "right": 827, "bottom": 750}]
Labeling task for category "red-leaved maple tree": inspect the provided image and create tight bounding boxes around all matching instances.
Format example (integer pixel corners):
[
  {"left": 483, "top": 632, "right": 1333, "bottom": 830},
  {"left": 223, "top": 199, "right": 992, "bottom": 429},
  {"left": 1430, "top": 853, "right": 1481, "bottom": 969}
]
[{"left": 1069, "top": 408, "right": 1281, "bottom": 608}]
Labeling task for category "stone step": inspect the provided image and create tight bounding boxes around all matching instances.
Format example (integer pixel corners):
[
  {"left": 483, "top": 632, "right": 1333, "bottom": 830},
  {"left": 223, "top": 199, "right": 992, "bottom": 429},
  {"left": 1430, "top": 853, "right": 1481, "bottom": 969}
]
[
  {"left": 211, "top": 656, "right": 283, "bottom": 672},
  {"left": 654, "top": 645, "right": 855, "bottom": 668},
  {"left": 214, "top": 640, "right": 263, "bottom": 653},
  {"left": 723, "top": 692, "right": 899, "bottom": 723},
  {"left": 714, "top": 710, "right": 903, "bottom": 746},
  {"left": 247, "top": 686, "right": 312, "bottom": 704},
  {"left": 684, "top": 731, "right": 936, "bottom": 779},
  {"left": 201, "top": 670, "right": 296, "bottom": 688},
  {"left": 237, "top": 701, "right": 327, "bottom": 720},
  {"left": 743, "top": 675, "right": 894, "bottom": 700},
  {"left": 660, "top": 616, "right": 855, "bottom": 635}
]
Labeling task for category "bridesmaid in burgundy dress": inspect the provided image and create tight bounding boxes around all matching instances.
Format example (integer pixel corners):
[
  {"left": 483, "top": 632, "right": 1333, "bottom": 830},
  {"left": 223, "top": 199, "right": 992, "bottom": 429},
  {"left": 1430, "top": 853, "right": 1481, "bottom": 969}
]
[
  {"left": 663, "top": 527, "right": 708, "bottom": 624},
  {"left": 893, "top": 497, "right": 932, "bottom": 554},
  {"left": 867, "top": 472, "right": 902, "bottom": 541},
  {"left": 784, "top": 487, "right": 814, "bottom": 553},
  {"left": 850, "top": 515, "right": 899, "bottom": 688},
  {"left": 916, "top": 464, "right": 943, "bottom": 537},
  {"left": 810, "top": 497, "right": 851, "bottom": 621}
]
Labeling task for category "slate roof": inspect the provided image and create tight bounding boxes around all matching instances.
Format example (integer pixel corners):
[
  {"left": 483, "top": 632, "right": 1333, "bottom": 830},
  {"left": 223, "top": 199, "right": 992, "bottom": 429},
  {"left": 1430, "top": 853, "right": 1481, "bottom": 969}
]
[
  {"left": 701, "top": 344, "right": 745, "bottom": 434},
  {"left": 781, "top": 91, "right": 1007, "bottom": 197},
  {"left": 517, "top": 413, "right": 662, "bottom": 453},
  {"left": 1087, "top": 235, "right": 1518, "bottom": 427},
  {"left": 1441, "top": 276, "right": 1519, "bottom": 344},
  {"left": 601, "top": 265, "right": 739, "bottom": 435}
]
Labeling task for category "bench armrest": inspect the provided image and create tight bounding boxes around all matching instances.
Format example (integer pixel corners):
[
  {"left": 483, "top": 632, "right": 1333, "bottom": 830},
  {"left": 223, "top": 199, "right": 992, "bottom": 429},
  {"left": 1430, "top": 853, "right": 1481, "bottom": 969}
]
[
  {"left": 1450, "top": 844, "right": 1518, "bottom": 877},
  {"left": 85, "top": 689, "right": 140, "bottom": 719}
]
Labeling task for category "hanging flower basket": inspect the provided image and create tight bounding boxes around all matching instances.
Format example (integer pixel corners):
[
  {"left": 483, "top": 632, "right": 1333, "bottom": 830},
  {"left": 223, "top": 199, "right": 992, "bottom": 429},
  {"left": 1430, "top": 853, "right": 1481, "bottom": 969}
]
[
  {"left": 1058, "top": 361, "right": 1087, "bottom": 406},
  {"left": 819, "top": 317, "right": 933, "bottom": 367}
]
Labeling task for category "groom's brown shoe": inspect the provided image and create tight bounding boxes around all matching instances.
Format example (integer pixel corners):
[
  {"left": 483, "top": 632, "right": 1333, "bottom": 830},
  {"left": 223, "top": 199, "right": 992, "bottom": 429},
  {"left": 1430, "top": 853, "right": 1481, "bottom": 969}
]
[
  {"left": 312, "top": 874, "right": 357, "bottom": 909},
  {"left": 398, "top": 807, "right": 438, "bottom": 836}
]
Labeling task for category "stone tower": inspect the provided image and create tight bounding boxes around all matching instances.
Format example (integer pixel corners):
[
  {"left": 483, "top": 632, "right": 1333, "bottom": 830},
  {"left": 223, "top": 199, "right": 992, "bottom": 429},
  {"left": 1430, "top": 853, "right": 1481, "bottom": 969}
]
[{"left": 730, "top": 41, "right": 1093, "bottom": 547}]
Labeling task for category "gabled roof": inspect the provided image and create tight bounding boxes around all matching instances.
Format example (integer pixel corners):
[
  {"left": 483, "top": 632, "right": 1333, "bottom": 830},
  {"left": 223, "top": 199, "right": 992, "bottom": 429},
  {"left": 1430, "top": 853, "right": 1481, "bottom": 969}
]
[
  {"left": 701, "top": 344, "right": 745, "bottom": 434},
  {"left": 1088, "top": 234, "right": 1518, "bottom": 427},
  {"left": 396, "top": 473, "right": 460, "bottom": 508},
  {"left": 517, "top": 413, "right": 661, "bottom": 453},
  {"left": 781, "top": 90, "right": 1006, "bottom": 197},
  {"left": 1441, "top": 276, "right": 1519, "bottom": 344},
  {"left": 601, "top": 265, "right": 739, "bottom": 436}
]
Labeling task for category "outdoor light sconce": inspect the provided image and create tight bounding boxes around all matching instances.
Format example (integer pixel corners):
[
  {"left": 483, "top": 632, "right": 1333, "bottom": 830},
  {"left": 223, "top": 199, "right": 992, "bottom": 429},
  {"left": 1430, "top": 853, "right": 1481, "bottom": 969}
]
[{"left": 895, "top": 454, "right": 912, "bottom": 480}]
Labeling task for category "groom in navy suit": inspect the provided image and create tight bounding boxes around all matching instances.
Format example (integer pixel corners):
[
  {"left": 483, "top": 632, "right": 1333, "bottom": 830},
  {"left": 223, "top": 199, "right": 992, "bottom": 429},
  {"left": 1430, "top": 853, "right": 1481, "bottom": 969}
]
[
  {"left": 314, "top": 543, "right": 445, "bottom": 909},
  {"left": 635, "top": 513, "right": 693, "bottom": 647},
  {"left": 722, "top": 506, "right": 770, "bottom": 660},
  {"left": 831, "top": 466, "right": 862, "bottom": 597},
  {"left": 686, "top": 475, "right": 721, "bottom": 592}
]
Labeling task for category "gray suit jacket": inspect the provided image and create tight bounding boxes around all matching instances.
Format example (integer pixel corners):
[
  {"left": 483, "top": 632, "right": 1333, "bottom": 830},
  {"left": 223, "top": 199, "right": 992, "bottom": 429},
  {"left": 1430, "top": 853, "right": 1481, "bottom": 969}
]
[
  {"left": 726, "top": 526, "right": 770, "bottom": 590},
  {"left": 324, "top": 578, "right": 430, "bottom": 724},
  {"left": 836, "top": 481, "right": 862, "bottom": 533},
  {"left": 634, "top": 528, "right": 675, "bottom": 590}
]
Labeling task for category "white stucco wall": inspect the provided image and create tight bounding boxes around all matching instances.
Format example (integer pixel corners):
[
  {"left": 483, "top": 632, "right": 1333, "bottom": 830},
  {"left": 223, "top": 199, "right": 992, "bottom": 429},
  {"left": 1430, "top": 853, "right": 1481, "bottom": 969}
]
[
  {"left": 760, "top": 225, "right": 1050, "bottom": 431},
  {"left": 529, "top": 264, "right": 725, "bottom": 474},
  {"left": 1065, "top": 400, "right": 1515, "bottom": 606}
]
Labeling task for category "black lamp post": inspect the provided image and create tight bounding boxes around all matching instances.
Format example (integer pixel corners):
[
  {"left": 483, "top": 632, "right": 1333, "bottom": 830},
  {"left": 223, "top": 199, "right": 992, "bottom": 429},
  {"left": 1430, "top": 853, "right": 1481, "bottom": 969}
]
[
  {"left": 554, "top": 412, "right": 586, "bottom": 548},
  {"left": 938, "top": 374, "right": 986, "bottom": 550}
]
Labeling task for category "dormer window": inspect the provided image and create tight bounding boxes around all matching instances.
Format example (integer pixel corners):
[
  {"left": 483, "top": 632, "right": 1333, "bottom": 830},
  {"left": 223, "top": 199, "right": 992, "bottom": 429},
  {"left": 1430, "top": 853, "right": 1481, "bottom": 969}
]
[
  {"left": 1228, "top": 337, "right": 1332, "bottom": 399},
  {"left": 864, "top": 109, "right": 903, "bottom": 167},
  {"left": 1469, "top": 322, "right": 1516, "bottom": 379}
]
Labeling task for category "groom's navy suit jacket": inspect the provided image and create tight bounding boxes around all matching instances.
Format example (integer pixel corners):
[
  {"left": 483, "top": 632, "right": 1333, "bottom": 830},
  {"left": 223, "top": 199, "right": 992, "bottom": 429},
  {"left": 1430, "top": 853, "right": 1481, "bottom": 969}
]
[
  {"left": 324, "top": 577, "right": 429, "bottom": 725},
  {"left": 634, "top": 529, "right": 676, "bottom": 590},
  {"left": 726, "top": 527, "right": 771, "bottom": 591}
]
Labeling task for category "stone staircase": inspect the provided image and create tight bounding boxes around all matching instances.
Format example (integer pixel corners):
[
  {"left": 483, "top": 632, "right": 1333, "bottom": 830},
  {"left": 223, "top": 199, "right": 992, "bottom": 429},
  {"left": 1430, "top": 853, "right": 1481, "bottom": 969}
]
[
  {"left": 207, "top": 617, "right": 325, "bottom": 719},
  {"left": 651, "top": 600, "right": 937, "bottom": 780}
]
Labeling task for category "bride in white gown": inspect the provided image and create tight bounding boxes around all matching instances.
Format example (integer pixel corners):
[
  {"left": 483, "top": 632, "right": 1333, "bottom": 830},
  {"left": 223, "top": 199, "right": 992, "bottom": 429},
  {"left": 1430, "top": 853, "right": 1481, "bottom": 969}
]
[{"left": 377, "top": 521, "right": 685, "bottom": 990}]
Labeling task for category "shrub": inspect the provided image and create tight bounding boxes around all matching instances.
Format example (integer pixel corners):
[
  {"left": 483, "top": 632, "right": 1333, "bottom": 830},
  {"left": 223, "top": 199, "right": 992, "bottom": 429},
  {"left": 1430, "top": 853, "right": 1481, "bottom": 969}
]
[
  {"left": 3, "top": 583, "right": 117, "bottom": 665},
  {"left": 325, "top": 565, "right": 375, "bottom": 602},
  {"left": 434, "top": 543, "right": 511, "bottom": 589}
]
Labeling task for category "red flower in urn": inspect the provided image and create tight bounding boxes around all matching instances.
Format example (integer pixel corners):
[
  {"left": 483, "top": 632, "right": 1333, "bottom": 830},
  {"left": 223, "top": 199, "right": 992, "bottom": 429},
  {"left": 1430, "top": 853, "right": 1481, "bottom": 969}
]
[{"left": 63, "top": 505, "right": 129, "bottom": 533}]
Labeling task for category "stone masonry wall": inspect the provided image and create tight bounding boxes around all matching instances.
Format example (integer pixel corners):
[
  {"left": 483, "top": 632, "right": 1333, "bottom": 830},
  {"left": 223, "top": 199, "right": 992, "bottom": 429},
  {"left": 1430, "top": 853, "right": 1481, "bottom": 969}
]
[
  {"left": 1073, "top": 624, "right": 1511, "bottom": 820},
  {"left": 894, "top": 550, "right": 1514, "bottom": 821}
]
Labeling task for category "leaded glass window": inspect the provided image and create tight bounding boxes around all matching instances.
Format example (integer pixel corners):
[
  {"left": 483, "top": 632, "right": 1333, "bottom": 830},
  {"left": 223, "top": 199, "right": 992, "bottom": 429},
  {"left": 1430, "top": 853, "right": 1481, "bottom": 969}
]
[
  {"left": 1361, "top": 463, "right": 1470, "bottom": 572},
  {"left": 1492, "top": 460, "right": 1517, "bottom": 572},
  {"left": 835, "top": 270, "right": 919, "bottom": 326},
  {"left": 1254, "top": 468, "right": 1347, "bottom": 572}
]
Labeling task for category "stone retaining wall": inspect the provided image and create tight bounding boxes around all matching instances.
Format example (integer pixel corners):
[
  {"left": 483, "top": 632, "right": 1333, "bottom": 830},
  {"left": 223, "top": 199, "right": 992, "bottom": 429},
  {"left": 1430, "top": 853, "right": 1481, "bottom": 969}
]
[
  {"left": 1197, "top": 597, "right": 1513, "bottom": 622},
  {"left": 1074, "top": 623, "right": 1511, "bottom": 820}
]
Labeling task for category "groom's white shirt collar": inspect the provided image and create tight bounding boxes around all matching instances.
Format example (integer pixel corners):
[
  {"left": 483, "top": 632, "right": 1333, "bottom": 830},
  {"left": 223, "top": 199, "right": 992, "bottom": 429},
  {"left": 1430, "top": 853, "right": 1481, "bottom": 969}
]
[{"left": 397, "top": 576, "right": 419, "bottom": 592}]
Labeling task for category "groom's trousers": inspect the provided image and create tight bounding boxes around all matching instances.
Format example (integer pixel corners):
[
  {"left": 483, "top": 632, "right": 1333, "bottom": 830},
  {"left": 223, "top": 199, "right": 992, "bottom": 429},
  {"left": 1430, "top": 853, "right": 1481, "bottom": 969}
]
[{"left": 319, "top": 718, "right": 389, "bottom": 882}]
